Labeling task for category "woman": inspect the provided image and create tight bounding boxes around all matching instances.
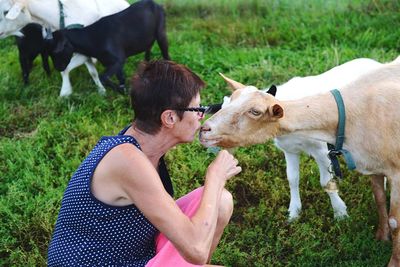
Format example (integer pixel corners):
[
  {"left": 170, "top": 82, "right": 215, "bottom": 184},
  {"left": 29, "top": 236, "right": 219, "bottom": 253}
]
[{"left": 47, "top": 60, "right": 241, "bottom": 266}]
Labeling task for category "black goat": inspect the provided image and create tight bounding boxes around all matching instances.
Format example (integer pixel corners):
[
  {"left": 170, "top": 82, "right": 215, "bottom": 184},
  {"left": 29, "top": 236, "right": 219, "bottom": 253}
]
[
  {"left": 46, "top": 0, "right": 169, "bottom": 94},
  {"left": 16, "top": 23, "right": 50, "bottom": 84}
]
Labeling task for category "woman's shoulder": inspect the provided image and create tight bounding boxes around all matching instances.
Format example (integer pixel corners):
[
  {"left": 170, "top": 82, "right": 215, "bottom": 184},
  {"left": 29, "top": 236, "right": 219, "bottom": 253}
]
[
  {"left": 103, "top": 141, "right": 145, "bottom": 170},
  {"left": 91, "top": 141, "right": 151, "bottom": 206}
]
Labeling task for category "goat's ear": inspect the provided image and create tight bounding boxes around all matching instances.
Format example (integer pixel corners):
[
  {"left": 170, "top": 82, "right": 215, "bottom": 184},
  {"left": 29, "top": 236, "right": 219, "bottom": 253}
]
[
  {"left": 219, "top": 73, "right": 246, "bottom": 91},
  {"left": 14, "top": 31, "right": 24, "bottom": 37},
  {"left": 6, "top": 2, "right": 24, "bottom": 20},
  {"left": 268, "top": 104, "right": 284, "bottom": 119},
  {"left": 53, "top": 33, "right": 68, "bottom": 53},
  {"left": 267, "top": 85, "right": 277, "bottom": 96}
]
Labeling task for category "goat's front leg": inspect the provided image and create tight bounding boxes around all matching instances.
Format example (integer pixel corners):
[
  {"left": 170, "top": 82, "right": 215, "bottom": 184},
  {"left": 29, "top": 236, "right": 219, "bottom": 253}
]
[
  {"left": 59, "top": 54, "right": 88, "bottom": 97},
  {"left": 84, "top": 58, "right": 106, "bottom": 95},
  {"left": 41, "top": 52, "right": 51, "bottom": 76},
  {"left": 284, "top": 151, "right": 302, "bottom": 221},
  {"left": 116, "top": 64, "right": 126, "bottom": 93},
  {"left": 371, "top": 175, "right": 390, "bottom": 241},
  {"left": 19, "top": 56, "right": 30, "bottom": 85},
  {"left": 312, "top": 147, "right": 348, "bottom": 219},
  {"left": 388, "top": 176, "right": 400, "bottom": 267},
  {"left": 100, "top": 62, "right": 125, "bottom": 94},
  {"left": 60, "top": 71, "right": 72, "bottom": 97}
]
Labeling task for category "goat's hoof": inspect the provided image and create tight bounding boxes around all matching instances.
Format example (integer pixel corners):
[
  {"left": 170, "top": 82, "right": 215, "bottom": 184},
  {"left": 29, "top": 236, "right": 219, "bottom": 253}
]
[
  {"left": 333, "top": 212, "right": 349, "bottom": 220},
  {"left": 108, "top": 85, "right": 125, "bottom": 95},
  {"left": 59, "top": 92, "right": 72, "bottom": 98},
  {"left": 287, "top": 214, "right": 300, "bottom": 223},
  {"left": 98, "top": 89, "right": 107, "bottom": 96},
  {"left": 288, "top": 208, "right": 301, "bottom": 222},
  {"left": 109, "top": 84, "right": 126, "bottom": 95},
  {"left": 118, "top": 85, "right": 126, "bottom": 95}
]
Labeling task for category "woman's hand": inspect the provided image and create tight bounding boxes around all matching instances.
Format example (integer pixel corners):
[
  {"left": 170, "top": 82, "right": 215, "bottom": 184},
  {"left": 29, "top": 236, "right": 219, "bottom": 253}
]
[{"left": 206, "top": 150, "right": 241, "bottom": 184}]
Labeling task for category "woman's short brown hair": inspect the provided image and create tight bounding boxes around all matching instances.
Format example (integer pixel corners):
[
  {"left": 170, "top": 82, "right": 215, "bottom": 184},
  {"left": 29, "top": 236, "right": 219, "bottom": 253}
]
[{"left": 130, "top": 60, "right": 205, "bottom": 134}]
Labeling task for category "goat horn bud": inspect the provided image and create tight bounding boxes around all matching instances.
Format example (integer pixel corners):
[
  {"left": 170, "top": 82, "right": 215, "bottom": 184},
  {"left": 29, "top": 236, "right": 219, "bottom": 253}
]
[{"left": 219, "top": 73, "right": 246, "bottom": 91}]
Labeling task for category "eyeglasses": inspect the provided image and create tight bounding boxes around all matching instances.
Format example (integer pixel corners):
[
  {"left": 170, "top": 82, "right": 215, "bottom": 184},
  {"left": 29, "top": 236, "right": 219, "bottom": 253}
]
[
  {"left": 174, "top": 106, "right": 207, "bottom": 118},
  {"left": 173, "top": 103, "right": 223, "bottom": 118}
]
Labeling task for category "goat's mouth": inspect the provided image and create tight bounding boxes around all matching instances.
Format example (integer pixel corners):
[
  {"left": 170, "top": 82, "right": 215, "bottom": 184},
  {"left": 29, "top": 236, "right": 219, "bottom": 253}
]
[
  {"left": 199, "top": 135, "right": 223, "bottom": 147},
  {"left": 199, "top": 135, "right": 240, "bottom": 148},
  {"left": 200, "top": 133, "right": 255, "bottom": 148}
]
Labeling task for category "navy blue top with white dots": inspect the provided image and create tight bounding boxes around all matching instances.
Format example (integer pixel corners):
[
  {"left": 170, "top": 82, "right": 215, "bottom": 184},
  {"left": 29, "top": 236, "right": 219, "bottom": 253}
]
[{"left": 47, "top": 127, "right": 173, "bottom": 266}]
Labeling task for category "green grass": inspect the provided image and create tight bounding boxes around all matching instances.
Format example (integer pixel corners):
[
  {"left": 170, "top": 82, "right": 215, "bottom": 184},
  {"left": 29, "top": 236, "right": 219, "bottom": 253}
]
[{"left": 1, "top": 0, "right": 399, "bottom": 266}]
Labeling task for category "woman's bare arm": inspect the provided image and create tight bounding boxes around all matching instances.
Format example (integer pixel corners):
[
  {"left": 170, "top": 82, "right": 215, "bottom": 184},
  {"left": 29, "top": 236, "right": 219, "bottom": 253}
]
[{"left": 101, "top": 145, "right": 240, "bottom": 264}]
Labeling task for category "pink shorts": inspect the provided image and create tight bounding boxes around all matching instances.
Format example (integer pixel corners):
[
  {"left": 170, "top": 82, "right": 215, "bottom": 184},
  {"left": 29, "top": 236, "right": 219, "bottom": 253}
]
[{"left": 145, "top": 187, "right": 204, "bottom": 267}]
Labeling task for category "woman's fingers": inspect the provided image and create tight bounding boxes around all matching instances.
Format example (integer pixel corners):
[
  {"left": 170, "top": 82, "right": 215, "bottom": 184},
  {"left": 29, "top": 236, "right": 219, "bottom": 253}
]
[
  {"left": 207, "top": 150, "right": 241, "bottom": 182},
  {"left": 219, "top": 150, "right": 241, "bottom": 179}
]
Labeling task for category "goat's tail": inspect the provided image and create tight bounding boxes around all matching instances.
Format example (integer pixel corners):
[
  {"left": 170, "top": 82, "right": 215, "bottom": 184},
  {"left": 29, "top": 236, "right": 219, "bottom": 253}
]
[{"left": 155, "top": 5, "right": 170, "bottom": 60}]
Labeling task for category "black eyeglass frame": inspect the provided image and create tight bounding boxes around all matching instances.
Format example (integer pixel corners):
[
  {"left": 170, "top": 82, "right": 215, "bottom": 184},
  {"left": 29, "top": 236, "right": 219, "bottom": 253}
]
[
  {"left": 173, "top": 106, "right": 207, "bottom": 117},
  {"left": 172, "top": 103, "right": 222, "bottom": 116}
]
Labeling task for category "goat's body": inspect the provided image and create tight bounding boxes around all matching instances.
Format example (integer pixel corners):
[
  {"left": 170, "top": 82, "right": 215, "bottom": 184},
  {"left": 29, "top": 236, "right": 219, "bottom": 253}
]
[
  {"left": 49, "top": 0, "right": 169, "bottom": 93},
  {"left": 65, "top": 4, "right": 164, "bottom": 62},
  {"left": 200, "top": 59, "right": 400, "bottom": 266},
  {"left": 0, "top": 0, "right": 130, "bottom": 96},
  {"left": 200, "top": 60, "right": 400, "bottom": 267},
  {"left": 0, "top": 0, "right": 129, "bottom": 34},
  {"left": 26, "top": 0, "right": 129, "bottom": 30},
  {"left": 279, "top": 63, "right": 400, "bottom": 176},
  {"left": 286, "top": 68, "right": 400, "bottom": 256},
  {"left": 275, "top": 58, "right": 383, "bottom": 100},
  {"left": 271, "top": 58, "right": 382, "bottom": 220}
]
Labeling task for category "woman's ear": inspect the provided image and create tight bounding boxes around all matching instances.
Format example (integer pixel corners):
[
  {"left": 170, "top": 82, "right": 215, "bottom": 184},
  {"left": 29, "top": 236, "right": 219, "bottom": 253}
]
[{"left": 161, "top": 110, "right": 177, "bottom": 128}]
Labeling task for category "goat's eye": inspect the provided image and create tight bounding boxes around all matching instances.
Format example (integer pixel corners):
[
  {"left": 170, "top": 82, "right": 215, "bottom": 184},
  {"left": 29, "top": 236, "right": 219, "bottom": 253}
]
[
  {"left": 249, "top": 109, "right": 261, "bottom": 116},
  {"left": 3, "top": 11, "right": 8, "bottom": 16}
]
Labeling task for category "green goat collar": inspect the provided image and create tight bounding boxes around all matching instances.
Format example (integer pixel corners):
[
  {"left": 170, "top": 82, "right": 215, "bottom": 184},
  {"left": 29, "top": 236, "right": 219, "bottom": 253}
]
[
  {"left": 327, "top": 89, "right": 356, "bottom": 179},
  {"left": 58, "top": 0, "right": 83, "bottom": 30}
]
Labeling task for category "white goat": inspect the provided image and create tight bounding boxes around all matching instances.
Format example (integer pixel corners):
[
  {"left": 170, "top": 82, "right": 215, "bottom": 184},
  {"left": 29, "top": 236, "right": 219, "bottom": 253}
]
[
  {"left": 200, "top": 58, "right": 400, "bottom": 266},
  {"left": 0, "top": 0, "right": 129, "bottom": 97},
  {"left": 266, "top": 58, "right": 383, "bottom": 220}
]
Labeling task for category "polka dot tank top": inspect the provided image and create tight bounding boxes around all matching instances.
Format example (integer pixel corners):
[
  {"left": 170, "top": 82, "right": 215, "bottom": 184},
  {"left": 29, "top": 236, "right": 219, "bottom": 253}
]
[{"left": 47, "top": 127, "right": 174, "bottom": 266}]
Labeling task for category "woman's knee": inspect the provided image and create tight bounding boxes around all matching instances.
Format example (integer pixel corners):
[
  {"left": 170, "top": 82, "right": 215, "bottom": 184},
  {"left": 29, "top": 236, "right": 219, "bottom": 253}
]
[{"left": 218, "top": 189, "right": 233, "bottom": 224}]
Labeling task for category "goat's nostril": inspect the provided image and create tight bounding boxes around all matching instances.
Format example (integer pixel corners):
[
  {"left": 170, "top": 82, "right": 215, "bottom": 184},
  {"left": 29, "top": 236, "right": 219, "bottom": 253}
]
[{"left": 200, "top": 125, "right": 211, "bottom": 132}]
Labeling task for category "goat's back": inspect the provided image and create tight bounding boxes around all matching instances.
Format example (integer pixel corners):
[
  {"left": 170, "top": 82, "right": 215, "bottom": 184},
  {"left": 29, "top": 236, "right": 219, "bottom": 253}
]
[
  {"left": 340, "top": 61, "right": 400, "bottom": 174},
  {"left": 276, "top": 58, "right": 382, "bottom": 101},
  {"left": 68, "top": 0, "right": 164, "bottom": 53}
]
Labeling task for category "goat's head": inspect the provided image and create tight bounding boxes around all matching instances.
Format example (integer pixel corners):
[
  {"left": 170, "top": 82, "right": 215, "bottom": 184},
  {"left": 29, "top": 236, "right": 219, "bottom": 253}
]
[
  {"left": 199, "top": 74, "right": 284, "bottom": 148},
  {"left": 45, "top": 30, "right": 74, "bottom": 71},
  {"left": 0, "top": 0, "right": 32, "bottom": 38}
]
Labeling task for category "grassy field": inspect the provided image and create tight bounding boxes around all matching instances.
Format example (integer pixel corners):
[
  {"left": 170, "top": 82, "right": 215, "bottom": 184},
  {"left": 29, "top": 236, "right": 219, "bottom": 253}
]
[{"left": 1, "top": 0, "right": 399, "bottom": 266}]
